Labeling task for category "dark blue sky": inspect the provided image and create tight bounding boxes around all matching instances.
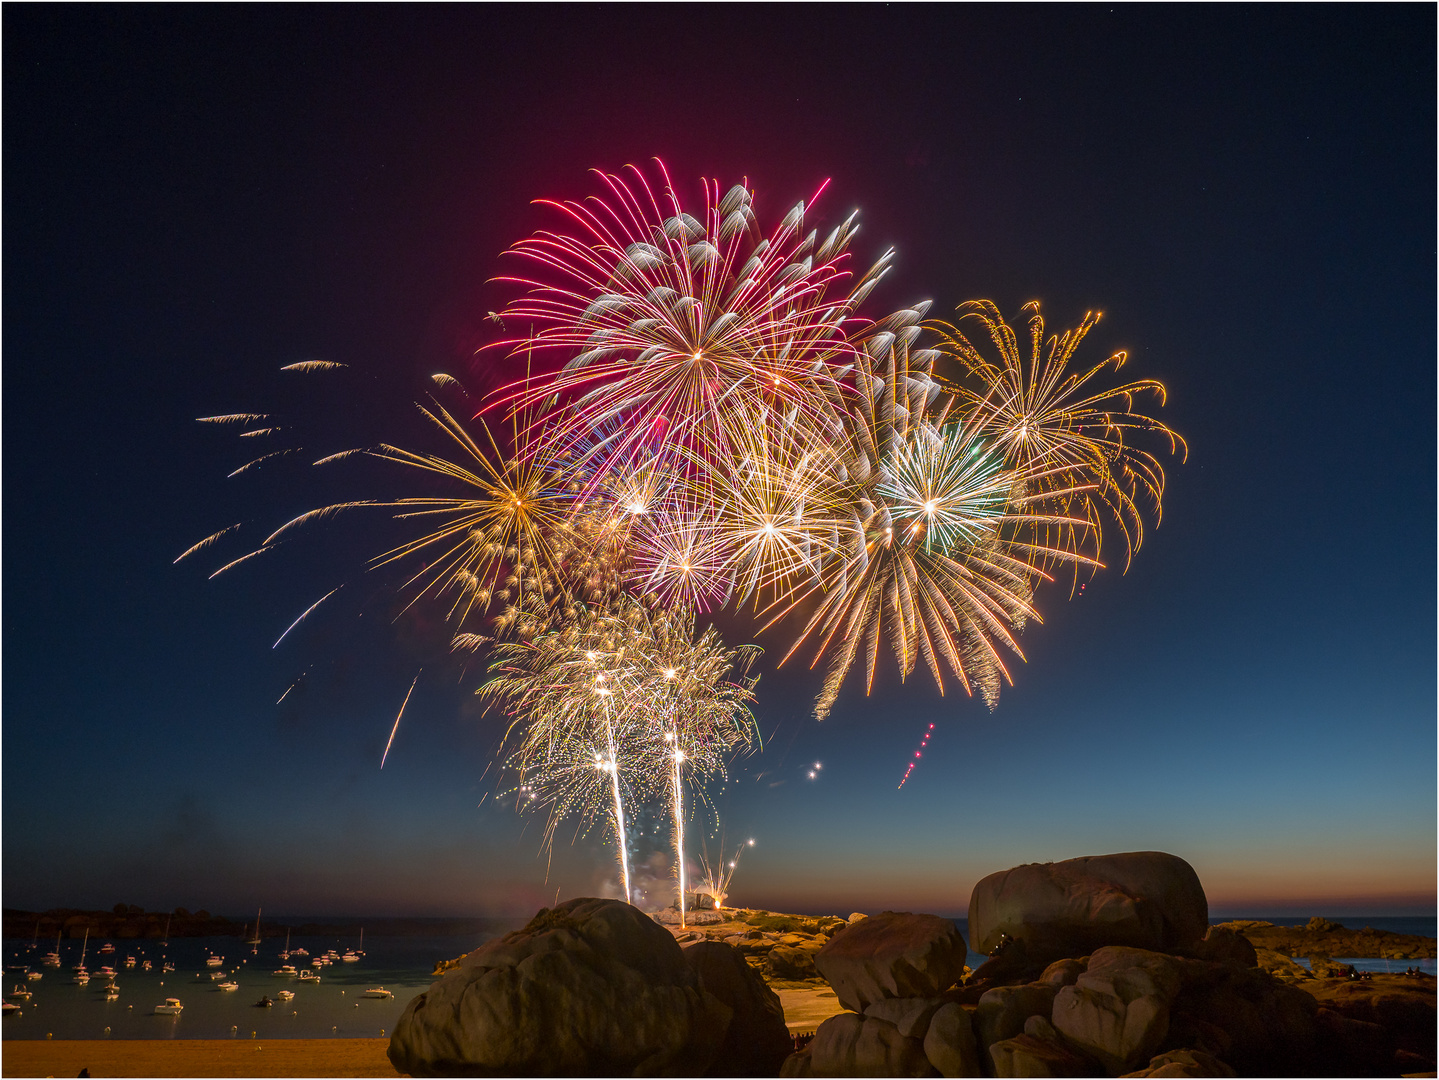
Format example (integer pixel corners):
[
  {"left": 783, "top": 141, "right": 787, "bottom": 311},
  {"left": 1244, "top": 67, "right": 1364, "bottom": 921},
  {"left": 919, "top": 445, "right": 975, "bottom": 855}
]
[{"left": 5, "top": 7, "right": 1434, "bottom": 918}]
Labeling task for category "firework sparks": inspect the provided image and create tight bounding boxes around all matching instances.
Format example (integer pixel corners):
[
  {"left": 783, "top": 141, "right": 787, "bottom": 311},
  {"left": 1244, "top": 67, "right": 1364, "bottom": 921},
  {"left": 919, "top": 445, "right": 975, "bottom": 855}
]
[
  {"left": 487, "top": 159, "right": 892, "bottom": 490},
  {"left": 932, "top": 301, "right": 1186, "bottom": 572},
  {"left": 189, "top": 162, "right": 1185, "bottom": 868}
]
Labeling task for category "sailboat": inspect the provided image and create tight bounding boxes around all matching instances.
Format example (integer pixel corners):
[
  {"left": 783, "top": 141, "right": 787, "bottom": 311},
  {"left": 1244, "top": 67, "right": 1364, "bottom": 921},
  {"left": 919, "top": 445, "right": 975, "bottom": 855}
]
[
  {"left": 356, "top": 928, "right": 365, "bottom": 957},
  {"left": 161, "top": 915, "right": 170, "bottom": 946},
  {"left": 73, "top": 929, "right": 90, "bottom": 982},
  {"left": 42, "top": 931, "right": 61, "bottom": 968},
  {"left": 279, "top": 928, "right": 291, "bottom": 961},
  {"left": 245, "top": 909, "right": 262, "bottom": 952}
]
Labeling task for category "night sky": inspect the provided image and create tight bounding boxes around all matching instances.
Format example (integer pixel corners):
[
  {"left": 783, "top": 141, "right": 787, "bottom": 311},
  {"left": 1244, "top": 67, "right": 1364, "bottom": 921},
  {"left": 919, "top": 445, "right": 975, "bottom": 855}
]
[{"left": 5, "top": 7, "right": 1434, "bottom": 920}]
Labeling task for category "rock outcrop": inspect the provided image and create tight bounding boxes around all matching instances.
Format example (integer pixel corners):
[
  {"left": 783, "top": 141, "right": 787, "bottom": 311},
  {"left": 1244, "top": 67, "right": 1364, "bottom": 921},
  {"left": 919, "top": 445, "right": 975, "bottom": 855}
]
[
  {"left": 968, "top": 852, "right": 1208, "bottom": 968},
  {"left": 1051, "top": 946, "right": 1184, "bottom": 1073},
  {"left": 1215, "top": 917, "right": 1436, "bottom": 961},
  {"left": 682, "top": 940, "right": 793, "bottom": 1077},
  {"left": 388, "top": 898, "right": 732, "bottom": 1077},
  {"left": 814, "top": 911, "right": 968, "bottom": 1012}
]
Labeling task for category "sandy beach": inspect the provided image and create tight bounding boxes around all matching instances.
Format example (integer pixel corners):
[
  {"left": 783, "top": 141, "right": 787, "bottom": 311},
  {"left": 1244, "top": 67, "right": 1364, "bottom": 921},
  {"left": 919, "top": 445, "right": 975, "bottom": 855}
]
[
  {"left": 2, "top": 1038, "right": 397, "bottom": 1078},
  {"left": 2, "top": 988, "right": 845, "bottom": 1077}
]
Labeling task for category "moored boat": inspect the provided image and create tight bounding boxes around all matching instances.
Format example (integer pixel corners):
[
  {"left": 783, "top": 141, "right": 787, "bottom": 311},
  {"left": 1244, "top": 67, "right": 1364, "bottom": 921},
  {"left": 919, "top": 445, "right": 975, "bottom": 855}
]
[
  {"left": 362, "top": 987, "right": 393, "bottom": 998},
  {"left": 218, "top": 981, "right": 238, "bottom": 992},
  {"left": 154, "top": 997, "right": 184, "bottom": 1014}
]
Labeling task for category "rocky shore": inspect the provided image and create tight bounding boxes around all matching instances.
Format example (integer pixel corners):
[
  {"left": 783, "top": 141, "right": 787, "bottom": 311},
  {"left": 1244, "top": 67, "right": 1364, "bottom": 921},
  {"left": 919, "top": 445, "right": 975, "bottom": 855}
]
[
  {"left": 1217, "top": 916, "right": 1435, "bottom": 963},
  {"left": 390, "top": 852, "right": 1436, "bottom": 1077}
]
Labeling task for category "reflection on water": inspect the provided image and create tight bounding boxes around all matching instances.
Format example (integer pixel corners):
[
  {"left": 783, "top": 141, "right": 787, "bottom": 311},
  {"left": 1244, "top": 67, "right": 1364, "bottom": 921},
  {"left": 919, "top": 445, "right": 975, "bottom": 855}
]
[{"left": 0, "top": 930, "right": 519, "bottom": 1041}]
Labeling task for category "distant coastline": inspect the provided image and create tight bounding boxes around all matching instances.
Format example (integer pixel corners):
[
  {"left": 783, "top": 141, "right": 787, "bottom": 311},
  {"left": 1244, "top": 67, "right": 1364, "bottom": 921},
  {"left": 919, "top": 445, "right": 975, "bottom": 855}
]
[{"left": 1, "top": 906, "right": 521, "bottom": 940}]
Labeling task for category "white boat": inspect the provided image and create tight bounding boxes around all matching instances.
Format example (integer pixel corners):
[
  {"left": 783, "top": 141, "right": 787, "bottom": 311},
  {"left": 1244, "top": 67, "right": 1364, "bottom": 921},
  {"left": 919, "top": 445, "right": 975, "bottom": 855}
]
[
  {"left": 103, "top": 986, "right": 120, "bottom": 1000},
  {"left": 8, "top": 986, "right": 32, "bottom": 1001},
  {"left": 74, "top": 972, "right": 90, "bottom": 984},
  {"left": 98, "top": 942, "right": 115, "bottom": 955},
  {"left": 279, "top": 929, "right": 292, "bottom": 960},
  {"left": 2, "top": 1002, "right": 21, "bottom": 1015},
  {"left": 162, "top": 962, "right": 174, "bottom": 973},
  {"left": 355, "top": 928, "right": 365, "bottom": 957},
  {"left": 154, "top": 997, "right": 184, "bottom": 1014},
  {"left": 42, "top": 931, "right": 61, "bottom": 967},
  {"left": 205, "top": 955, "right": 224, "bottom": 967},
  {"left": 277, "top": 989, "right": 294, "bottom": 1001},
  {"left": 124, "top": 956, "right": 137, "bottom": 968},
  {"left": 142, "top": 960, "right": 152, "bottom": 971},
  {"left": 297, "top": 970, "right": 320, "bottom": 982},
  {"left": 218, "top": 982, "right": 239, "bottom": 992},
  {"left": 27, "top": 971, "right": 42, "bottom": 981},
  {"left": 290, "top": 947, "right": 309, "bottom": 957},
  {"left": 95, "top": 966, "right": 117, "bottom": 980},
  {"left": 341, "top": 952, "right": 359, "bottom": 963},
  {"left": 209, "top": 971, "right": 227, "bottom": 980},
  {"left": 73, "top": 929, "right": 90, "bottom": 970},
  {"left": 362, "top": 987, "right": 393, "bottom": 998},
  {"left": 273, "top": 965, "right": 297, "bottom": 977},
  {"left": 161, "top": 915, "right": 170, "bottom": 946},
  {"left": 245, "top": 909, "right": 263, "bottom": 948}
]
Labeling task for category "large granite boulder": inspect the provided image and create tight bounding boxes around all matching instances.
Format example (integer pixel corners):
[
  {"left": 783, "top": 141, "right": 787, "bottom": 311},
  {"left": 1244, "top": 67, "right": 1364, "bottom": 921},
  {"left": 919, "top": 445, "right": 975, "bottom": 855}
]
[
  {"left": 682, "top": 940, "right": 793, "bottom": 1077},
  {"left": 1051, "top": 946, "right": 1184, "bottom": 1074},
  {"left": 922, "top": 1002, "right": 982, "bottom": 1078},
  {"left": 969, "top": 853, "right": 1208, "bottom": 966},
  {"left": 807, "top": 1010, "right": 938, "bottom": 1077},
  {"left": 815, "top": 912, "right": 968, "bottom": 1012},
  {"left": 989, "top": 1020, "right": 1095, "bottom": 1078},
  {"left": 975, "top": 981, "right": 1060, "bottom": 1053},
  {"left": 388, "top": 898, "right": 732, "bottom": 1076}
]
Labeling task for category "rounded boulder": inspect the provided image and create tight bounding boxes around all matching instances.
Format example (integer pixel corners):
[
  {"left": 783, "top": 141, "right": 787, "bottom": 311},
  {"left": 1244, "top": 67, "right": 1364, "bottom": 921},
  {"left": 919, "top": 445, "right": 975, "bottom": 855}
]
[
  {"left": 968, "top": 852, "right": 1208, "bottom": 965},
  {"left": 388, "top": 898, "right": 731, "bottom": 1077}
]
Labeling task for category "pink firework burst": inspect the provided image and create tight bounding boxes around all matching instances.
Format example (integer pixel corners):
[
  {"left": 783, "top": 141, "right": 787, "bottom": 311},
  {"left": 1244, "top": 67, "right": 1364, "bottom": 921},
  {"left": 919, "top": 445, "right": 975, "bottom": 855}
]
[{"left": 486, "top": 159, "right": 894, "bottom": 485}]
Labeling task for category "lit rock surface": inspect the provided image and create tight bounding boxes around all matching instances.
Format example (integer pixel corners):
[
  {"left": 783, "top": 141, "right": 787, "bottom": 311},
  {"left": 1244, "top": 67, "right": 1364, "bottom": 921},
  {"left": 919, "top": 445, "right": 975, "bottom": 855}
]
[
  {"left": 1118, "top": 1048, "right": 1236, "bottom": 1077},
  {"left": 975, "top": 982, "right": 1060, "bottom": 1051},
  {"left": 814, "top": 911, "right": 968, "bottom": 1012},
  {"left": 863, "top": 997, "right": 945, "bottom": 1039},
  {"left": 921, "top": 1002, "right": 982, "bottom": 1078},
  {"left": 968, "top": 852, "right": 1208, "bottom": 965},
  {"left": 807, "top": 1011, "right": 938, "bottom": 1077},
  {"left": 388, "top": 898, "right": 731, "bottom": 1077},
  {"left": 1051, "top": 946, "right": 1183, "bottom": 1074},
  {"left": 988, "top": 1030, "right": 1094, "bottom": 1078}
]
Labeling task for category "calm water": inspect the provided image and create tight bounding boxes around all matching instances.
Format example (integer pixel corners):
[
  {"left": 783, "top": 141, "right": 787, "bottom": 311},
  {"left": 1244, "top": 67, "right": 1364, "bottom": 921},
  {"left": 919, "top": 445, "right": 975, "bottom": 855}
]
[
  {"left": 3, "top": 916, "right": 1431, "bottom": 1040},
  {"left": 0, "top": 930, "right": 517, "bottom": 1041}
]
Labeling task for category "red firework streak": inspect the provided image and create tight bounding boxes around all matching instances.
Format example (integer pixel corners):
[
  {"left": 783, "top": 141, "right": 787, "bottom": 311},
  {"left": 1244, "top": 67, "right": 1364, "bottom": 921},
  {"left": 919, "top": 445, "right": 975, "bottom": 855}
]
[{"left": 898, "top": 722, "right": 935, "bottom": 789}]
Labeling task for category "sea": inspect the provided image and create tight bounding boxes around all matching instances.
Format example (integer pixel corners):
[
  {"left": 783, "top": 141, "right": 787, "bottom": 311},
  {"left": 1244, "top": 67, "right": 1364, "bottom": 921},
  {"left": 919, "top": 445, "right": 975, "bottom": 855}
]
[{"left": 2, "top": 915, "right": 1432, "bottom": 1041}]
